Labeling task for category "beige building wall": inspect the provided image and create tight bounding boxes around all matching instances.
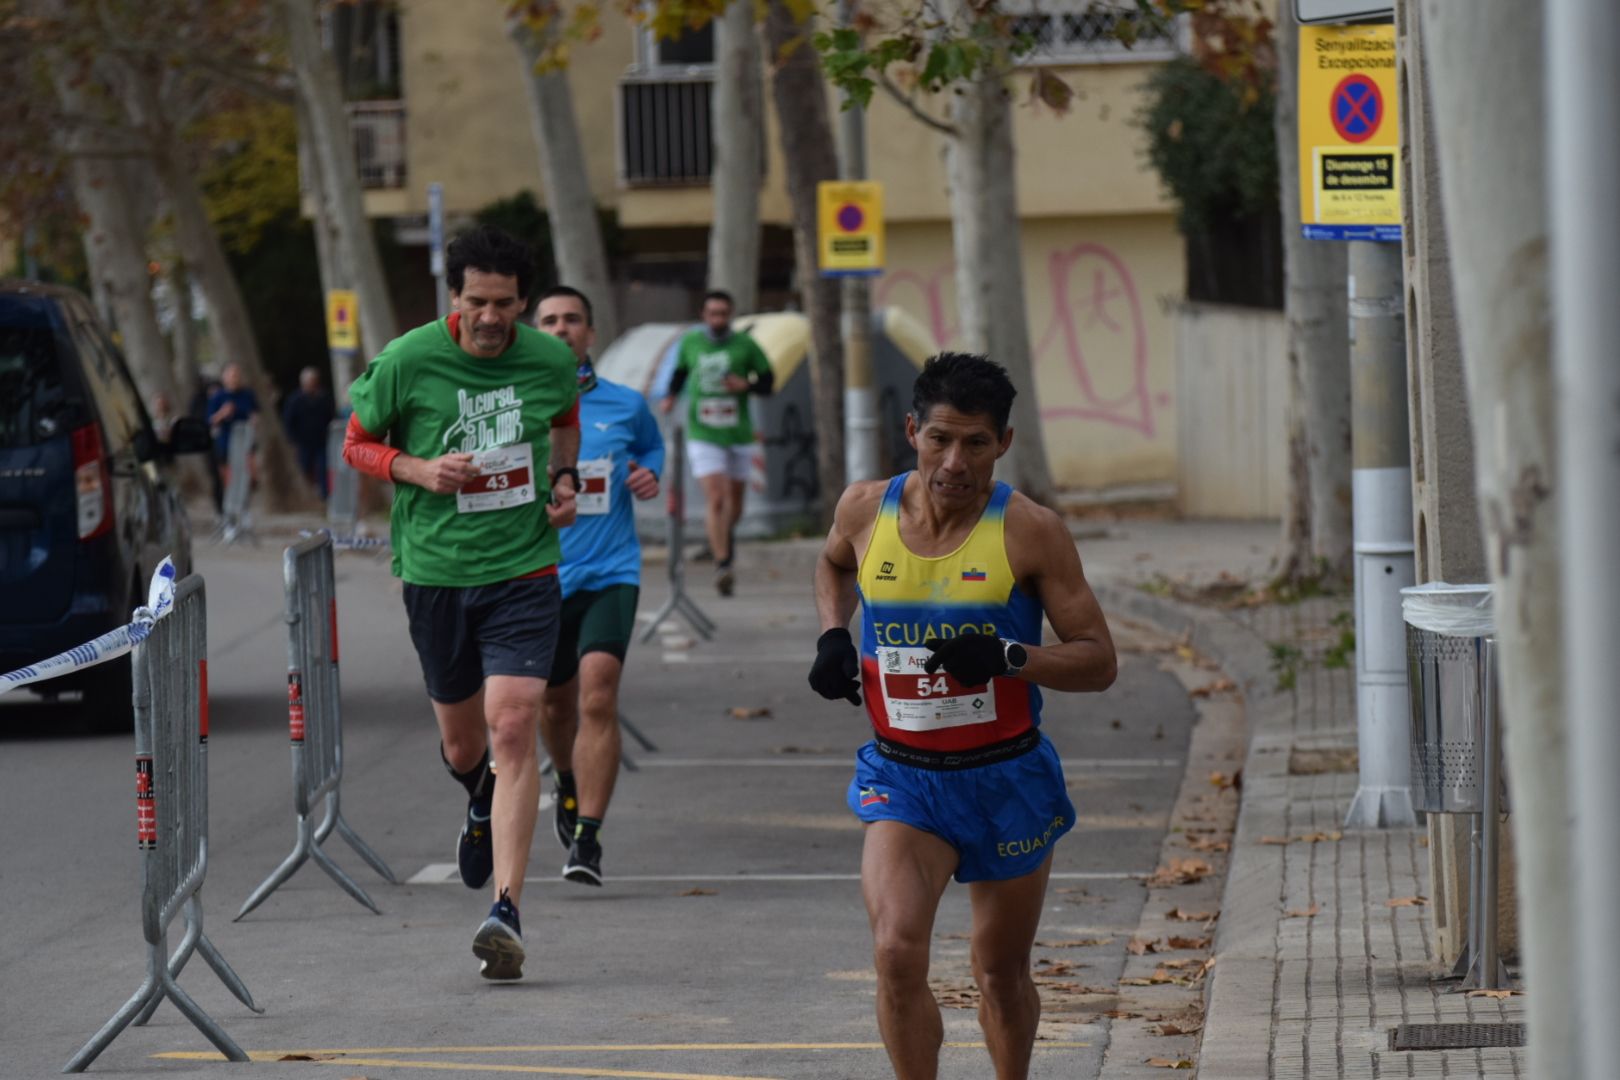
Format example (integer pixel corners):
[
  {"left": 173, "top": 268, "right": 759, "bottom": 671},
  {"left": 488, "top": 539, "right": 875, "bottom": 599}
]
[{"left": 880, "top": 214, "right": 1183, "bottom": 489}]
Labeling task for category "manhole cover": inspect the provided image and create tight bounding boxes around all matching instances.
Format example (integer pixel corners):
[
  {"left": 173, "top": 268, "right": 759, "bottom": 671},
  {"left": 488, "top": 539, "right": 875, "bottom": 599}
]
[{"left": 1389, "top": 1023, "right": 1526, "bottom": 1051}]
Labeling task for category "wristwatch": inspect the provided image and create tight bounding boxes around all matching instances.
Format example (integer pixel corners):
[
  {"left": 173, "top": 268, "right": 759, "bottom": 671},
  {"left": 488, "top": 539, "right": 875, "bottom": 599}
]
[{"left": 1002, "top": 639, "right": 1028, "bottom": 677}]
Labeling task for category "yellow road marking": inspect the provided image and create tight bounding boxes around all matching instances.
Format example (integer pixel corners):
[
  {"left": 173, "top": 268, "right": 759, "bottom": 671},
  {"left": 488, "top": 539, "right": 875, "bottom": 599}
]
[{"left": 155, "top": 1041, "right": 1089, "bottom": 1058}]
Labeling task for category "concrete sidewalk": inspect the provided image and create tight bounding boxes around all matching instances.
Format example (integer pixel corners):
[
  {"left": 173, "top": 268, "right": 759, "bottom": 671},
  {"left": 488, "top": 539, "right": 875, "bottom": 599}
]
[{"left": 1097, "top": 522, "right": 1528, "bottom": 1080}]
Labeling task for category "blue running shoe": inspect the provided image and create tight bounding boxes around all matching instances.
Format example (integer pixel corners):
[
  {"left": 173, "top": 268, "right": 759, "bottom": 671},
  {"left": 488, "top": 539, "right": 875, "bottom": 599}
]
[
  {"left": 472, "top": 888, "right": 525, "bottom": 980},
  {"left": 457, "top": 799, "right": 493, "bottom": 889}
]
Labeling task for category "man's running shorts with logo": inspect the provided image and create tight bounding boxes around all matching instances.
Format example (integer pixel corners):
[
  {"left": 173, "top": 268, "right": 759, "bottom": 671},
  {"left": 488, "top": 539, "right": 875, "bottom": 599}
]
[
  {"left": 402, "top": 574, "right": 562, "bottom": 703},
  {"left": 846, "top": 734, "right": 1076, "bottom": 883},
  {"left": 549, "top": 584, "right": 640, "bottom": 685}
]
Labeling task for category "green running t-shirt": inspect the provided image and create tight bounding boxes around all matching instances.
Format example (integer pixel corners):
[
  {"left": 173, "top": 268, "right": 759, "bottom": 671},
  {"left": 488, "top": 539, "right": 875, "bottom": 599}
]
[
  {"left": 349, "top": 318, "right": 579, "bottom": 586},
  {"left": 675, "top": 328, "right": 772, "bottom": 447}
]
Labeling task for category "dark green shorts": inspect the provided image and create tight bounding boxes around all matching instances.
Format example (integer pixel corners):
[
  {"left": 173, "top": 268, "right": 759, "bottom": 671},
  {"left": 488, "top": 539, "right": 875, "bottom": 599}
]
[{"left": 549, "top": 584, "right": 640, "bottom": 685}]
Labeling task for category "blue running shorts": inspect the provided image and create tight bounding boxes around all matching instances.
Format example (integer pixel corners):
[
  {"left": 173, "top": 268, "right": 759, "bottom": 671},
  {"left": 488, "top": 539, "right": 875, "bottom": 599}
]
[{"left": 846, "top": 735, "right": 1076, "bottom": 883}]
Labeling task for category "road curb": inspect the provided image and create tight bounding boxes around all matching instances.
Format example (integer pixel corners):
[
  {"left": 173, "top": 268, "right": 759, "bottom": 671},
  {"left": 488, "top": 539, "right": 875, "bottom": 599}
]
[{"left": 1094, "top": 583, "right": 1292, "bottom": 1080}]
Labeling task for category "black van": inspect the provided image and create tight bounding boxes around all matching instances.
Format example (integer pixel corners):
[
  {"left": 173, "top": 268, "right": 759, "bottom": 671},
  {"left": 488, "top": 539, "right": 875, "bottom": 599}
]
[{"left": 0, "top": 280, "right": 211, "bottom": 731}]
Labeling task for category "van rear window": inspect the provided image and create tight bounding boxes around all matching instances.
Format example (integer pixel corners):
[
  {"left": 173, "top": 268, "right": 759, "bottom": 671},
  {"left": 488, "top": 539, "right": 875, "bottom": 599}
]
[{"left": 0, "top": 298, "right": 73, "bottom": 449}]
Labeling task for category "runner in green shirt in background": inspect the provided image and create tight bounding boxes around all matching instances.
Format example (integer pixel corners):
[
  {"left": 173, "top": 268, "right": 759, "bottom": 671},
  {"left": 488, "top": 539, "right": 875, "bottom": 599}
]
[
  {"left": 343, "top": 226, "right": 579, "bottom": 981},
  {"left": 659, "top": 289, "right": 773, "bottom": 596}
]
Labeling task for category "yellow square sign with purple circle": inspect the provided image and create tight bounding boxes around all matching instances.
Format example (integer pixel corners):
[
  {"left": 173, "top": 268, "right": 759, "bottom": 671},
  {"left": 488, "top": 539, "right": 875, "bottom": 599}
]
[
  {"left": 818, "top": 181, "right": 885, "bottom": 277},
  {"left": 1298, "top": 22, "right": 1401, "bottom": 241}
]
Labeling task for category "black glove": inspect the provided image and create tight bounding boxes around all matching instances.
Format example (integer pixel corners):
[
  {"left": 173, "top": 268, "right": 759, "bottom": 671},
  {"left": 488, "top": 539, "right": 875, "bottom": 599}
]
[
  {"left": 922, "top": 633, "right": 1005, "bottom": 687},
  {"left": 809, "top": 627, "right": 862, "bottom": 706}
]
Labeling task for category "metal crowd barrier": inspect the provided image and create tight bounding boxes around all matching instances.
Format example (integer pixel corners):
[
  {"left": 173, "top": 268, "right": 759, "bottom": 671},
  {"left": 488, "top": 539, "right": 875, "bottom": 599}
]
[
  {"left": 66, "top": 575, "right": 260, "bottom": 1073},
  {"left": 215, "top": 420, "right": 255, "bottom": 546},
  {"left": 640, "top": 425, "right": 715, "bottom": 643},
  {"left": 236, "top": 532, "right": 395, "bottom": 919},
  {"left": 326, "top": 418, "right": 360, "bottom": 539}
]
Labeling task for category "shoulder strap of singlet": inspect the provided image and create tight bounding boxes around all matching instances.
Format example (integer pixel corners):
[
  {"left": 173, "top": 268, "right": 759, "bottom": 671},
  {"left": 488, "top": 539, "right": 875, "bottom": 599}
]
[
  {"left": 986, "top": 481, "right": 1013, "bottom": 517},
  {"left": 879, "top": 472, "right": 909, "bottom": 516}
]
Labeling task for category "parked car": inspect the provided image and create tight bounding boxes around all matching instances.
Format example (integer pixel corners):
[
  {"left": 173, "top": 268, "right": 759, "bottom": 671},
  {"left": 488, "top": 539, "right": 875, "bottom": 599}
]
[{"left": 0, "top": 280, "right": 211, "bottom": 732}]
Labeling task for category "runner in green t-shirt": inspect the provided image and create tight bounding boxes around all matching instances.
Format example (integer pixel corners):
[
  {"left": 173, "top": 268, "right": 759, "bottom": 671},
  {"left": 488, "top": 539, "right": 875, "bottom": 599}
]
[
  {"left": 343, "top": 226, "right": 579, "bottom": 981},
  {"left": 658, "top": 289, "right": 773, "bottom": 596}
]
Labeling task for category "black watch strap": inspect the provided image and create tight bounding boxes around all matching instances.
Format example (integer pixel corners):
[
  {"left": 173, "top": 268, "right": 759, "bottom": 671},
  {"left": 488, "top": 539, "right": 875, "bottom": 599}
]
[{"left": 549, "top": 466, "right": 580, "bottom": 492}]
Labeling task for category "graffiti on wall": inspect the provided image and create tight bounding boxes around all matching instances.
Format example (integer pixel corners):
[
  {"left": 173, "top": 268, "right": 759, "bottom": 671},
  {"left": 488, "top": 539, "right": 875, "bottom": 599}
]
[{"left": 875, "top": 242, "right": 1162, "bottom": 438}]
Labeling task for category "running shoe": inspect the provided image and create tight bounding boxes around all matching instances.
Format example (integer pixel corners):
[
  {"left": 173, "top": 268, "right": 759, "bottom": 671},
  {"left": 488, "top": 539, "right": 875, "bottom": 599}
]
[
  {"left": 472, "top": 889, "right": 525, "bottom": 980},
  {"left": 563, "top": 835, "right": 603, "bottom": 887},
  {"left": 457, "top": 799, "right": 493, "bottom": 889},
  {"left": 715, "top": 564, "right": 735, "bottom": 597},
  {"left": 552, "top": 779, "right": 578, "bottom": 851}
]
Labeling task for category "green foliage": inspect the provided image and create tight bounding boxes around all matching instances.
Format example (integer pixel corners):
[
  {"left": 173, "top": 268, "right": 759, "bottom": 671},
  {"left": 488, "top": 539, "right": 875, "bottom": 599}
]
[
  {"left": 1269, "top": 641, "right": 1303, "bottom": 692},
  {"left": 1137, "top": 55, "right": 1278, "bottom": 235},
  {"left": 1322, "top": 628, "right": 1356, "bottom": 670},
  {"left": 196, "top": 102, "right": 303, "bottom": 255}
]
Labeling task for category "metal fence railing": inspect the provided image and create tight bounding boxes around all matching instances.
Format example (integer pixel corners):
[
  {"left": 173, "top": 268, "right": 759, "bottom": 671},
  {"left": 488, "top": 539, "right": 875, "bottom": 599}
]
[
  {"left": 236, "top": 532, "right": 395, "bottom": 920},
  {"left": 326, "top": 418, "right": 360, "bottom": 539},
  {"left": 640, "top": 425, "right": 715, "bottom": 643},
  {"left": 66, "top": 575, "right": 260, "bottom": 1072},
  {"left": 215, "top": 420, "right": 255, "bottom": 546}
]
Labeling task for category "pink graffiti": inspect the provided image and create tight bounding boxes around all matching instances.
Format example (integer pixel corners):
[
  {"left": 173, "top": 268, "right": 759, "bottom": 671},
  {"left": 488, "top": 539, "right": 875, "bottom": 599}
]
[{"left": 873, "top": 243, "right": 1157, "bottom": 438}]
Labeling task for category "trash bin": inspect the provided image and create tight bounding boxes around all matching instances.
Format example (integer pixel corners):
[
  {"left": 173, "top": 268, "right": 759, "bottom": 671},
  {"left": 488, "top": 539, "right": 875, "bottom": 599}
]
[{"left": 1403, "top": 583, "right": 1500, "bottom": 814}]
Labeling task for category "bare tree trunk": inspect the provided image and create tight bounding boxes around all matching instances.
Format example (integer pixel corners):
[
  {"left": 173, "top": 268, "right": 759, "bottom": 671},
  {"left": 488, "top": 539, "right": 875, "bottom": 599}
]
[
  {"left": 508, "top": 22, "right": 622, "bottom": 348},
  {"left": 1423, "top": 4, "right": 1572, "bottom": 1076},
  {"left": 168, "top": 257, "right": 199, "bottom": 404},
  {"left": 763, "top": 0, "right": 844, "bottom": 525},
  {"left": 708, "top": 0, "right": 763, "bottom": 312},
  {"left": 283, "top": 0, "right": 398, "bottom": 363},
  {"left": 119, "top": 59, "right": 310, "bottom": 511},
  {"left": 48, "top": 65, "right": 177, "bottom": 408},
  {"left": 1275, "top": 2, "right": 1351, "bottom": 584},
  {"left": 946, "top": 64, "right": 1054, "bottom": 506},
  {"left": 1279, "top": 347, "right": 1313, "bottom": 581},
  {"left": 298, "top": 96, "right": 361, "bottom": 402}
]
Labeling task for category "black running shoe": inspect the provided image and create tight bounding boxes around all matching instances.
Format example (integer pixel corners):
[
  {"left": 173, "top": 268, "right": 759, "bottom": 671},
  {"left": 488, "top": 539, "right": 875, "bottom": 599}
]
[
  {"left": 563, "top": 835, "right": 603, "bottom": 887},
  {"left": 471, "top": 888, "right": 525, "bottom": 980},
  {"left": 715, "top": 564, "right": 735, "bottom": 597},
  {"left": 552, "top": 783, "right": 578, "bottom": 851},
  {"left": 457, "top": 799, "right": 493, "bottom": 889}
]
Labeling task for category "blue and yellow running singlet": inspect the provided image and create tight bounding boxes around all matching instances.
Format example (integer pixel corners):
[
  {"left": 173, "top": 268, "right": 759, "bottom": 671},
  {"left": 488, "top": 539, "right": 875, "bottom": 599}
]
[{"left": 857, "top": 473, "right": 1043, "bottom": 754}]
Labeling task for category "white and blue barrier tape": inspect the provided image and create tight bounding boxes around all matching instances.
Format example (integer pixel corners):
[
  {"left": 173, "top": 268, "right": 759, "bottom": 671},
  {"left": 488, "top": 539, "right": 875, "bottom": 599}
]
[{"left": 0, "top": 558, "right": 177, "bottom": 697}]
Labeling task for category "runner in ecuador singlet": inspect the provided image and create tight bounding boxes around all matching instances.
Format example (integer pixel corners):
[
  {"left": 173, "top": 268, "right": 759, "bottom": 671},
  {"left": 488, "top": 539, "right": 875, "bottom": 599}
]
[{"left": 858, "top": 474, "right": 1043, "bottom": 754}]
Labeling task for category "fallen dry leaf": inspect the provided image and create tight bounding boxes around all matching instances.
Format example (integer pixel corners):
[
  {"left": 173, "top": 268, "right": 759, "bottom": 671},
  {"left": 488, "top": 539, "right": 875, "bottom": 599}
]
[
  {"left": 679, "top": 887, "right": 718, "bottom": 897},
  {"left": 1284, "top": 903, "right": 1321, "bottom": 918},
  {"left": 1033, "top": 960, "right": 1085, "bottom": 977},
  {"left": 1155, "top": 1022, "right": 1203, "bottom": 1037},
  {"left": 1145, "top": 1057, "right": 1195, "bottom": 1069},
  {"left": 1183, "top": 834, "right": 1231, "bottom": 853},
  {"left": 1127, "top": 938, "right": 1161, "bottom": 956},
  {"left": 1158, "top": 958, "right": 1205, "bottom": 971},
  {"left": 1259, "top": 836, "right": 1290, "bottom": 845},
  {"left": 1036, "top": 937, "right": 1113, "bottom": 948},
  {"left": 1466, "top": 988, "right": 1524, "bottom": 999},
  {"left": 1295, "top": 831, "right": 1343, "bottom": 844},
  {"left": 1145, "top": 858, "right": 1213, "bottom": 887},
  {"left": 1209, "top": 771, "right": 1235, "bottom": 789},
  {"left": 1165, "top": 936, "right": 1212, "bottom": 951},
  {"left": 1167, "top": 907, "right": 1218, "bottom": 922},
  {"left": 1386, "top": 895, "right": 1429, "bottom": 908},
  {"left": 727, "top": 706, "right": 772, "bottom": 719},
  {"left": 1189, "top": 677, "right": 1236, "bottom": 699}
]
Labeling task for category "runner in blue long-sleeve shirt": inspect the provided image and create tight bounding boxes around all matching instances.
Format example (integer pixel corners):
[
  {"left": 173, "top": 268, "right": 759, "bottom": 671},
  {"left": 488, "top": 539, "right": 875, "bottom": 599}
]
[{"left": 535, "top": 286, "right": 666, "bottom": 885}]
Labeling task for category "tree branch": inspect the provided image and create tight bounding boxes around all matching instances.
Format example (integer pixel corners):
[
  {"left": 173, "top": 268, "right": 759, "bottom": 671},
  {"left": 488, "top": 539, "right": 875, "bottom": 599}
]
[{"left": 877, "top": 69, "right": 957, "bottom": 137}]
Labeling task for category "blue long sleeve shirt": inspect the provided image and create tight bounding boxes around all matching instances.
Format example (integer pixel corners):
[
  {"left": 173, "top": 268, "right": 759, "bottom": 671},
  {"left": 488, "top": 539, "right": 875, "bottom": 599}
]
[{"left": 559, "top": 377, "right": 667, "bottom": 596}]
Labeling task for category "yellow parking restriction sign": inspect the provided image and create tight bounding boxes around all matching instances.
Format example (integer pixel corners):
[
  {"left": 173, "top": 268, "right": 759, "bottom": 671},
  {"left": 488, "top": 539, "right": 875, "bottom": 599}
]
[
  {"left": 1298, "top": 22, "right": 1401, "bottom": 241},
  {"left": 818, "top": 181, "right": 885, "bottom": 277},
  {"left": 326, "top": 290, "right": 360, "bottom": 352}
]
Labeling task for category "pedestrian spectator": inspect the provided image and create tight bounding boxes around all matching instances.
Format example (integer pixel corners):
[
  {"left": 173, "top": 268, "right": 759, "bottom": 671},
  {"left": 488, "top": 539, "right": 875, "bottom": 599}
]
[
  {"left": 281, "top": 366, "right": 336, "bottom": 499},
  {"left": 207, "top": 362, "right": 259, "bottom": 495}
]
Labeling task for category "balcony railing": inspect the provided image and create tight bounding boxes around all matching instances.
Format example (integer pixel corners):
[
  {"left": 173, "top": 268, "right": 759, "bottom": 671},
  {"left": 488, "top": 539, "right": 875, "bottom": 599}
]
[
  {"left": 618, "top": 76, "right": 715, "bottom": 187},
  {"left": 347, "top": 101, "right": 406, "bottom": 189}
]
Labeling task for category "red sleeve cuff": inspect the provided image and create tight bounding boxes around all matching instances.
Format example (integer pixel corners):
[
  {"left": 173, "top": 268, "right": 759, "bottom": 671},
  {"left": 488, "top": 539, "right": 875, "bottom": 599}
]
[
  {"left": 342, "top": 412, "right": 401, "bottom": 482},
  {"left": 552, "top": 399, "right": 579, "bottom": 428}
]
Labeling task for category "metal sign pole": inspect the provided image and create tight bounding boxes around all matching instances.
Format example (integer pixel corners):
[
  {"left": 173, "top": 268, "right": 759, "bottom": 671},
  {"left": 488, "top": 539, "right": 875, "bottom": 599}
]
[{"left": 428, "top": 181, "right": 449, "bottom": 321}]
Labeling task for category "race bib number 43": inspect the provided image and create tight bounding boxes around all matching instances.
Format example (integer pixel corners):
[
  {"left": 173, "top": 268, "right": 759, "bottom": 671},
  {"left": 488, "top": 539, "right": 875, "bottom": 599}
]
[
  {"left": 456, "top": 443, "right": 536, "bottom": 514},
  {"left": 877, "top": 646, "right": 996, "bottom": 732}
]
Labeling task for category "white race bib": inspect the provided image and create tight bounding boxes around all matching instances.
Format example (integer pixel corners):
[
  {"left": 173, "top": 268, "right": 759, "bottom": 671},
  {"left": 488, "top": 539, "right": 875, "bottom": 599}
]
[
  {"left": 577, "top": 456, "right": 612, "bottom": 516},
  {"left": 698, "top": 397, "right": 740, "bottom": 428},
  {"left": 455, "top": 443, "right": 536, "bottom": 514},
  {"left": 877, "top": 646, "right": 997, "bottom": 732}
]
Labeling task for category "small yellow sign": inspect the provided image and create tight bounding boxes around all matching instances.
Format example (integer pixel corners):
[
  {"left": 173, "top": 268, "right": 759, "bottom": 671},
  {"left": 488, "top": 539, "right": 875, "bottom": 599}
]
[
  {"left": 326, "top": 289, "right": 360, "bottom": 352},
  {"left": 818, "top": 181, "right": 885, "bottom": 276},
  {"left": 1298, "top": 22, "right": 1401, "bottom": 241}
]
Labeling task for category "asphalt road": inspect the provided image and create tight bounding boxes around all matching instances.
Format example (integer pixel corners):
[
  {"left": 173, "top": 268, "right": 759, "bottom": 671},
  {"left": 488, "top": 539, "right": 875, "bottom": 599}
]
[{"left": 1, "top": 532, "right": 1201, "bottom": 1080}]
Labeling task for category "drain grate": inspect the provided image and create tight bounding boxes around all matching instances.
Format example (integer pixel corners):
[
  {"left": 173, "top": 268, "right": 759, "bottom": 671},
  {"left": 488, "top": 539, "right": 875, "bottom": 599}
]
[{"left": 1389, "top": 1023, "right": 1526, "bottom": 1051}]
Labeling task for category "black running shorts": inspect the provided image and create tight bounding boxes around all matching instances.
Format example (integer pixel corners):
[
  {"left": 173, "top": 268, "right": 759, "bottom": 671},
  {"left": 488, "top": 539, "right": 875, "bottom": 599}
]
[
  {"left": 548, "top": 584, "right": 640, "bottom": 686},
  {"left": 402, "top": 574, "right": 563, "bottom": 703}
]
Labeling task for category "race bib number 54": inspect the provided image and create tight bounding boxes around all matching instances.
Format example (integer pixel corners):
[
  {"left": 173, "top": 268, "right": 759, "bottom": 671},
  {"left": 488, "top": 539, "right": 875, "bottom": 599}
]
[
  {"left": 456, "top": 443, "right": 536, "bottom": 514},
  {"left": 878, "top": 646, "right": 996, "bottom": 732}
]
